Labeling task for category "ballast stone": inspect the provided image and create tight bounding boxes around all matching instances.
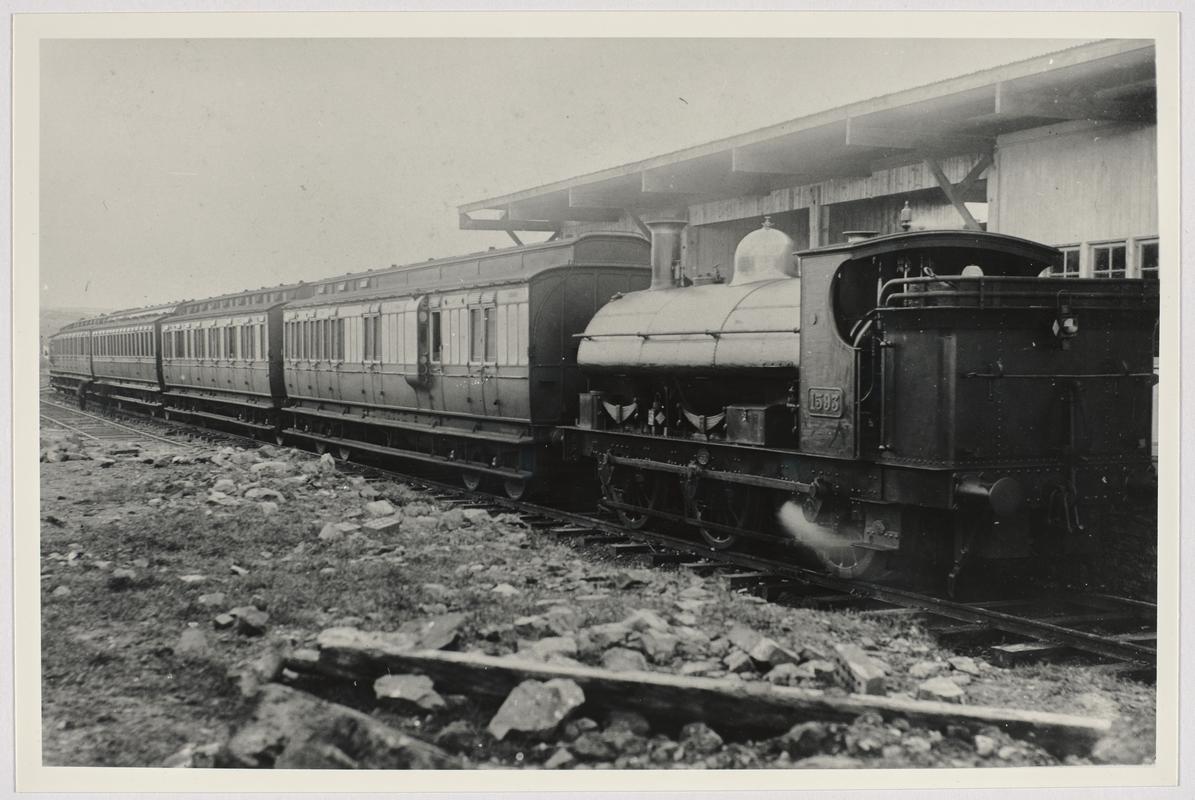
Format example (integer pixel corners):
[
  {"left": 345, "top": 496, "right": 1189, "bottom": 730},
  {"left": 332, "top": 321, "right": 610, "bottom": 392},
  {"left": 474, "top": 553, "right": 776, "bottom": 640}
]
[
  {"left": 362, "top": 515, "right": 402, "bottom": 533},
  {"left": 249, "top": 461, "right": 292, "bottom": 476},
  {"left": 364, "top": 500, "right": 397, "bottom": 518},
  {"left": 374, "top": 674, "right": 446, "bottom": 713},
  {"left": 601, "top": 647, "right": 649, "bottom": 672},
  {"left": 916, "top": 676, "right": 966, "bottom": 704},
  {"left": 486, "top": 678, "right": 585, "bottom": 741},
  {"left": 833, "top": 643, "right": 887, "bottom": 695}
]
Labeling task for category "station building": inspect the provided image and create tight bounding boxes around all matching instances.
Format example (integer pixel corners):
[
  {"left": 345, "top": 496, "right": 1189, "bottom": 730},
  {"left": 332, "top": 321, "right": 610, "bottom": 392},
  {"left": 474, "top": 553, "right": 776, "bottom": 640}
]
[{"left": 458, "top": 39, "right": 1157, "bottom": 283}]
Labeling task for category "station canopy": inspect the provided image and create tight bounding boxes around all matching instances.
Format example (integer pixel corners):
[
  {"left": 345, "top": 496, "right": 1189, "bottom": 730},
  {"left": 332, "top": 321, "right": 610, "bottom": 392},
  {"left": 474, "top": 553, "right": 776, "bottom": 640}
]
[{"left": 458, "top": 40, "right": 1156, "bottom": 235}]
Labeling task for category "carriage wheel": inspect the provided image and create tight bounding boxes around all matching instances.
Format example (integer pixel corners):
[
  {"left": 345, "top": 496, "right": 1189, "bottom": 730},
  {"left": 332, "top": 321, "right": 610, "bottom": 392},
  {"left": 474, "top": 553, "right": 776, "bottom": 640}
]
[
  {"left": 503, "top": 478, "right": 530, "bottom": 501},
  {"left": 694, "top": 482, "right": 755, "bottom": 550},
  {"left": 313, "top": 441, "right": 329, "bottom": 455},
  {"left": 461, "top": 471, "right": 483, "bottom": 492},
  {"left": 336, "top": 446, "right": 352, "bottom": 462},
  {"left": 274, "top": 431, "right": 286, "bottom": 447},
  {"left": 608, "top": 468, "right": 662, "bottom": 530}
]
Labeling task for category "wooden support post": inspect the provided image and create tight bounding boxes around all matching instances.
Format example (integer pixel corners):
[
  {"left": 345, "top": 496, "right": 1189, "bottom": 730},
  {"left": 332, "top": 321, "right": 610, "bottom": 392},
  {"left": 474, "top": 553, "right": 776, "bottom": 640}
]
[
  {"left": 925, "top": 156, "right": 982, "bottom": 231},
  {"left": 808, "top": 202, "right": 823, "bottom": 249},
  {"left": 955, "top": 152, "right": 994, "bottom": 200},
  {"left": 309, "top": 631, "right": 1113, "bottom": 757},
  {"left": 627, "top": 211, "right": 652, "bottom": 240}
]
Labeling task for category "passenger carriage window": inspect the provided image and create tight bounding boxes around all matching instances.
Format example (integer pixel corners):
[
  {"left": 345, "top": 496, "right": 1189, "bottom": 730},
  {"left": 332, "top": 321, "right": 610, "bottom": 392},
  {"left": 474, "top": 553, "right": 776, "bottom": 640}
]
[
  {"left": 227, "top": 327, "right": 237, "bottom": 360},
  {"left": 362, "top": 315, "right": 381, "bottom": 362},
  {"left": 334, "top": 318, "right": 345, "bottom": 361},
  {"left": 429, "top": 311, "right": 442, "bottom": 363},
  {"left": 484, "top": 307, "right": 497, "bottom": 362},
  {"left": 469, "top": 309, "right": 483, "bottom": 362}
]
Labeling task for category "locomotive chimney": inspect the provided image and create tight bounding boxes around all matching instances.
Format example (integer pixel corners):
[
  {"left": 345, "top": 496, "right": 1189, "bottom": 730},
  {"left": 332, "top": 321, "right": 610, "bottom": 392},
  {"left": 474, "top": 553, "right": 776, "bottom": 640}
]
[{"left": 644, "top": 216, "right": 688, "bottom": 290}]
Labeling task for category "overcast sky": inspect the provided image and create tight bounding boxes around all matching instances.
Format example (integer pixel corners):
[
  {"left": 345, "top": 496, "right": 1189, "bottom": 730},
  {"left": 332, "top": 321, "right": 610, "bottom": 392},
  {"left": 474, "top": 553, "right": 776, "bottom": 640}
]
[{"left": 40, "top": 37, "right": 1084, "bottom": 310}]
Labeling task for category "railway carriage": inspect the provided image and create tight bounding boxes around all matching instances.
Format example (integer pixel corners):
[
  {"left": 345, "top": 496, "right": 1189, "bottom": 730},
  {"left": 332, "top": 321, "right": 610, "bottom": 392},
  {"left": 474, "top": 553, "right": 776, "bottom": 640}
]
[
  {"left": 280, "top": 233, "right": 650, "bottom": 497},
  {"left": 47, "top": 321, "right": 95, "bottom": 396},
  {"left": 84, "top": 303, "right": 182, "bottom": 412},
  {"left": 159, "top": 284, "right": 312, "bottom": 432},
  {"left": 569, "top": 221, "right": 1159, "bottom": 589}
]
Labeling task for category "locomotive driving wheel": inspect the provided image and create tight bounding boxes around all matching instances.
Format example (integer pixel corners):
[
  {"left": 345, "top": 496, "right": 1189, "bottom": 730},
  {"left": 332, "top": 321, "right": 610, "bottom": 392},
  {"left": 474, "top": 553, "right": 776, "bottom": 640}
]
[
  {"left": 503, "top": 478, "right": 529, "bottom": 501},
  {"left": 694, "top": 482, "right": 754, "bottom": 550},
  {"left": 814, "top": 540, "right": 882, "bottom": 580},
  {"left": 607, "top": 467, "right": 663, "bottom": 530}
]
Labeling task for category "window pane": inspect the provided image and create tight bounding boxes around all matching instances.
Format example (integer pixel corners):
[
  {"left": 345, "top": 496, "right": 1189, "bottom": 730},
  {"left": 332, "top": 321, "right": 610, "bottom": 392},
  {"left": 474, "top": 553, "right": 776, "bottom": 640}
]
[
  {"left": 1140, "top": 241, "right": 1158, "bottom": 278},
  {"left": 485, "top": 308, "right": 497, "bottom": 362},
  {"left": 1094, "top": 247, "right": 1110, "bottom": 276},
  {"left": 470, "top": 309, "right": 483, "bottom": 361},
  {"left": 430, "top": 312, "right": 442, "bottom": 362}
]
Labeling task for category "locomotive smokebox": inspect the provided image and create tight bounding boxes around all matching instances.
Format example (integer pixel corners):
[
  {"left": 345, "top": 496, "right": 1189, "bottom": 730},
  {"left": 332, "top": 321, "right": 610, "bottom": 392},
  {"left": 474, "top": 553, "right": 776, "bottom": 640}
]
[{"left": 644, "top": 216, "right": 687, "bottom": 291}]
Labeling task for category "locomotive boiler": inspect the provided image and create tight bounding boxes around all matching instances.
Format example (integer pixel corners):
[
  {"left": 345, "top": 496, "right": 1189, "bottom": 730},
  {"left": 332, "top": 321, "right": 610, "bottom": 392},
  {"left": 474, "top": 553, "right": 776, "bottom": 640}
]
[{"left": 569, "top": 219, "right": 1159, "bottom": 589}]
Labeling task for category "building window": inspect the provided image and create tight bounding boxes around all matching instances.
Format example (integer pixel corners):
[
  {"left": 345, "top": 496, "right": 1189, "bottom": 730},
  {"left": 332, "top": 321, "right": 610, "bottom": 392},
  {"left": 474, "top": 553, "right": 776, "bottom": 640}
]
[
  {"left": 1138, "top": 239, "right": 1159, "bottom": 279},
  {"left": 1092, "top": 242, "right": 1127, "bottom": 279},
  {"left": 429, "top": 311, "right": 442, "bottom": 363}
]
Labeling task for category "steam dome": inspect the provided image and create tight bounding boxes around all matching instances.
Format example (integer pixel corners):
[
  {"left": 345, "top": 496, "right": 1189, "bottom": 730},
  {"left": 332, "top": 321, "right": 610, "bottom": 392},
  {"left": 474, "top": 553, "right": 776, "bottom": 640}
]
[{"left": 730, "top": 217, "right": 798, "bottom": 286}]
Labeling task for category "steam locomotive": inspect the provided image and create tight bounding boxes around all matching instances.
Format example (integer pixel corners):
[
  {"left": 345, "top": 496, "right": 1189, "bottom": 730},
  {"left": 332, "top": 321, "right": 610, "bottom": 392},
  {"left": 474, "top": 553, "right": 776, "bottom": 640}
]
[{"left": 48, "top": 223, "right": 1158, "bottom": 588}]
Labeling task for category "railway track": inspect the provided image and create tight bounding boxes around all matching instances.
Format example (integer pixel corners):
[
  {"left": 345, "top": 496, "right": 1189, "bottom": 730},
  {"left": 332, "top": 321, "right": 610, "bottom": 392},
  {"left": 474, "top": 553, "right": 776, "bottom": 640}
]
[
  {"left": 352, "top": 466, "right": 1158, "bottom": 677},
  {"left": 39, "top": 391, "right": 258, "bottom": 451},
  {"left": 40, "top": 391, "right": 1157, "bottom": 678}
]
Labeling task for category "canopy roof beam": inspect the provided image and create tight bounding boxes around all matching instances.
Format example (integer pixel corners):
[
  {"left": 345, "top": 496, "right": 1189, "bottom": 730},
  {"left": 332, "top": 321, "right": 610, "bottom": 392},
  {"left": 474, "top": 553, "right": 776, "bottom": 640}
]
[
  {"left": 458, "top": 212, "right": 559, "bottom": 233},
  {"left": 993, "top": 82, "right": 1154, "bottom": 123},
  {"left": 844, "top": 117, "right": 996, "bottom": 155}
]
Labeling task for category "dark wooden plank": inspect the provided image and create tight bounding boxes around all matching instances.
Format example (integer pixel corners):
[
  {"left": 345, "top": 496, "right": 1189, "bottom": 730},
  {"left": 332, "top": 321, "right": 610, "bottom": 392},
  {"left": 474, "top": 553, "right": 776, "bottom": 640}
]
[{"left": 311, "top": 629, "right": 1111, "bottom": 757}]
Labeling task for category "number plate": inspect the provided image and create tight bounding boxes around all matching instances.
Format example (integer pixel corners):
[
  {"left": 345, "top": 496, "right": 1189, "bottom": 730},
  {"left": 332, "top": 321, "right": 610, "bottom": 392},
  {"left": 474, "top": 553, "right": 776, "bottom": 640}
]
[{"left": 808, "top": 387, "right": 844, "bottom": 418}]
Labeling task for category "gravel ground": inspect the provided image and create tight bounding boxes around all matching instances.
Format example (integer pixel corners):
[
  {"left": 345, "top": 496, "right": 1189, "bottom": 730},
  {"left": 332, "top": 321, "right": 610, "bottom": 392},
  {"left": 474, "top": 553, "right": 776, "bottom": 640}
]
[{"left": 38, "top": 429, "right": 1157, "bottom": 769}]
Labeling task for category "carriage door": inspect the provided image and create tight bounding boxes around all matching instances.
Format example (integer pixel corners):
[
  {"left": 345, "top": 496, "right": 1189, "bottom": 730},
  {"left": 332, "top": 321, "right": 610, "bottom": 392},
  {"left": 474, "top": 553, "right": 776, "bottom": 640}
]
[
  {"left": 403, "top": 295, "right": 430, "bottom": 390},
  {"left": 467, "top": 290, "right": 499, "bottom": 417}
]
